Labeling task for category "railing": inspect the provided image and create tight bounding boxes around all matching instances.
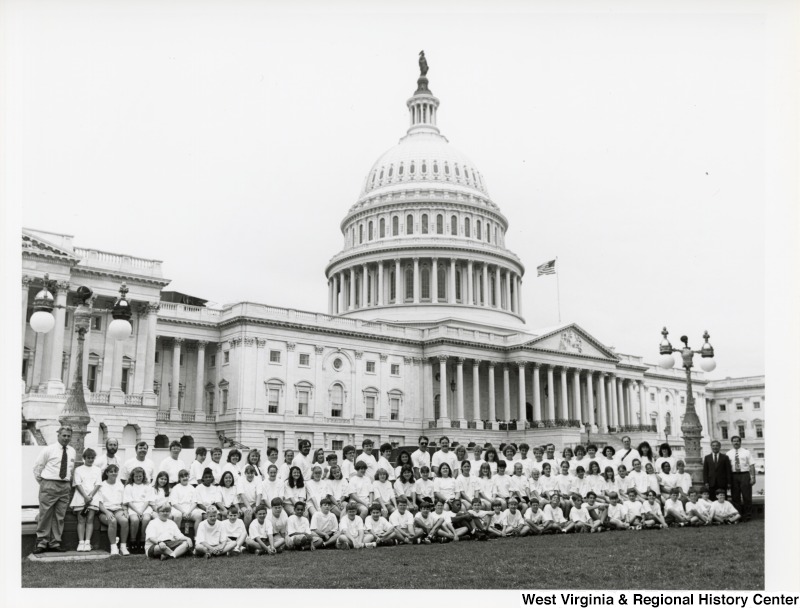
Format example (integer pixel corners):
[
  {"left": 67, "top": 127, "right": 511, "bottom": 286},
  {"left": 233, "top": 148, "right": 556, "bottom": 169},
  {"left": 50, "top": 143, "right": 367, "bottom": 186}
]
[
  {"left": 86, "top": 392, "right": 110, "bottom": 404},
  {"left": 428, "top": 421, "right": 437, "bottom": 429},
  {"left": 611, "top": 424, "right": 658, "bottom": 433},
  {"left": 124, "top": 394, "right": 143, "bottom": 406},
  {"left": 74, "top": 246, "right": 163, "bottom": 276},
  {"left": 156, "top": 411, "right": 170, "bottom": 421},
  {"left": 530, "top": 419, "right": 583, "bottom": 429},
  {"left": 181, "top": 412, "right": 195, "bottom": 422},
  {"left": 23, "top": 390, "right": 68, "bottom": 399},
  {"left": 450, "top": 420, "right": 461, "bottom": 429},
  {"left": 706, "top": 376, "right": 765, "bottom": 389},
  {"left": 467, "top": 421, "right": 477, "bottom": 429}
]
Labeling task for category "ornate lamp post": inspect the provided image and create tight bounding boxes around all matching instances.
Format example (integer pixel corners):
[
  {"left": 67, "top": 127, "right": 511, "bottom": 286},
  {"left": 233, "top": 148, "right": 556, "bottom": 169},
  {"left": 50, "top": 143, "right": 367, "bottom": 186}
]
[
  {"left": 29, "top": 274, "right": 56, "bottom": 334},
  {"left": 657, "top": 327, "right": 717, "bottom": 487}
]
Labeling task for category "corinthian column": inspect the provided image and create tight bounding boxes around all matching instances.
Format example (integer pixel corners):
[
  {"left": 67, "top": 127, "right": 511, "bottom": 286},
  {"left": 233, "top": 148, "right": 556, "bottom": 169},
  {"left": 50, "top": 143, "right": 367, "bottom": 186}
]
[
  {"left": 46, "top": 281, "right": 69, "bottom": 394},
  {"left": 195, "top": 341, "right": 207, "bottom": 416},
  {"left": 171, "top": 338, "right": 183, "bottom": 414},
  {"left": 143, "top": 303, "right": 159, "bottom": 401}
]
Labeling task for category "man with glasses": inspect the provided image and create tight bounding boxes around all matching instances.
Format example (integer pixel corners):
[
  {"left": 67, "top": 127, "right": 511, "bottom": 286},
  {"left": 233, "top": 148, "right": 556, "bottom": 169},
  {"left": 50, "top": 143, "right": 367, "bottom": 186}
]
[
  {"left": 411, "top": 436, "right": 431, "bottom": 479},
  {"left": 726, "top": 436, "right": 755, "bottom": 522}
]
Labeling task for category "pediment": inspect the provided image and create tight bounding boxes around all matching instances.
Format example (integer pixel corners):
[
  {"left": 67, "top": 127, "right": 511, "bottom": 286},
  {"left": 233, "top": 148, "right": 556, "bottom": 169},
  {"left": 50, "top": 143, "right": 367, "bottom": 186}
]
[
  {"left": 22, "top": 230, "right": 79, "bottom": 261},
  {"left": 519, "top": 323, "right": 618, "bottom": 361}
]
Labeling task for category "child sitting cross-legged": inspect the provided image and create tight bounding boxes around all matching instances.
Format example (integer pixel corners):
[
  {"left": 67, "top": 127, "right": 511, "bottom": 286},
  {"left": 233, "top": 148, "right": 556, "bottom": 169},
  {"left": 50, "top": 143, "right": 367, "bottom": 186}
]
[
  {"left": 193, "top": 506, "right": 235, "bottom": 558},
  {"left": 144, "top": 503, "right": 192, "bottom": 560},
  {"left": 709, "top": 488, "right": 741, "bottom": 525},
  {"left": 363, "top": 502, "right": 397, "bottom": 548},
  {"left": 219, "top": 505, "right": 248, "bottom": 554},
  {"left": 310, "top": 498, "right": 341, "bottom": 549},
  {"left": 288, "top": 501, "right": 322, "bottom": 551},
  {"left": 246, "top": 504, "right": 277, "bottom": 555}
]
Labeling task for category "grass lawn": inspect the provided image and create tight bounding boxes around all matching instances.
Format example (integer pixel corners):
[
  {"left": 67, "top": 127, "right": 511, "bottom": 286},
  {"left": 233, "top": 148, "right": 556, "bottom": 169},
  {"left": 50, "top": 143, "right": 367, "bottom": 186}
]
[{"left": 22, "top": 520, "right": 763, "bottom": 589}]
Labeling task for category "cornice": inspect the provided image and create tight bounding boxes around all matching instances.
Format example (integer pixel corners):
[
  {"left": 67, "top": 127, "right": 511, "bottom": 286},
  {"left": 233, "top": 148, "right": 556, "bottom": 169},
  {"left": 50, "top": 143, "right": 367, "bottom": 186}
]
[{"left": 71, "top": 267, "right": 171, "bottom": 288}]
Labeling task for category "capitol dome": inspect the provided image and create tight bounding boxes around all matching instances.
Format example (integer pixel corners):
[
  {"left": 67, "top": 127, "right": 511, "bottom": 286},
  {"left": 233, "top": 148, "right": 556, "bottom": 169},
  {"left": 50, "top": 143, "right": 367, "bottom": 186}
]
[{"left": 324, "top": 54, "right": 526, "bottom": 328}]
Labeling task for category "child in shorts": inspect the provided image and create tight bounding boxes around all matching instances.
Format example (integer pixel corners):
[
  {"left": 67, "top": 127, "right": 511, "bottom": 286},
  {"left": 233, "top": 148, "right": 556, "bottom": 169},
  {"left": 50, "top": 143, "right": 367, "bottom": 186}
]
[
  {"left": 246, "top": 505, "right": 277, "bottom": 555},
  {"left": 337, "top": 501, "right": 366, "bottom": 549},
  {"left": 219, "top": 506, "right": 247, "bottom": 554},
  {"left": 310, "top": 498, "right": 340, "bottom": 548},
  {"left": 194, "top": 506, "right": 235, "bottom": 558},
  {"left": 71, "top": 448, "right": 101, "bottom": 552},
  {"left": 145, "top": 503, "right": 192, "bottom": 560}
]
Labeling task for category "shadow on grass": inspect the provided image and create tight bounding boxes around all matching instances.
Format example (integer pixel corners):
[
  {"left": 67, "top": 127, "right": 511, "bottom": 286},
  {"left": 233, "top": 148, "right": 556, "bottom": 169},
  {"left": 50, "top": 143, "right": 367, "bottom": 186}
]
[{"left": 22, "top": 520, "right": 764, "bottom": 589}]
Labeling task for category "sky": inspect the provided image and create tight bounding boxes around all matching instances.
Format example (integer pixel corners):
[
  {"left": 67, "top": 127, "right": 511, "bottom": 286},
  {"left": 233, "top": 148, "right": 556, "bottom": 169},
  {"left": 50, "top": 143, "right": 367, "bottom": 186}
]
[{"left": 5, "top": 1, "right": 771, "bottom": 380}]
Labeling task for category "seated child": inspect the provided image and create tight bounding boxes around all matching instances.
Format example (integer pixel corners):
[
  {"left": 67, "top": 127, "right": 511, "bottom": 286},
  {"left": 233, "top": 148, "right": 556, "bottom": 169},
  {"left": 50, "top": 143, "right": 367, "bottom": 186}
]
[
  {"left": 364, "top": 503, "right": 397, "bottom": 547},
  {"left": 523, "top": 499, "right": 546, "bottom": 535},
  {"left": 413, "top": 499, "right": 437, "bottom": 544},
  {"left": 502, "top": 498, "right": 529, "bottom": 537},
  {"left": 267, "top": 497, "right": 288, "bottom": 552},
  {"left": 685, "top": 489, "right": 712, "bottom": 526},
  {"left": 170, "top": 469, "right": 203, "bottom": 535},
  {"left": 509, "top": 463, "right": 530, "bottom": 509},
  {"left": 641, "top": 490, "right": 669, "bottom": 529},
  {"left": 491, "top": 461, "right": 512, "bottom": 510},
  {"left": 569, "top": 494, "right": 601, "bottom": 533},
  {"left": 543, "top": 492, "right": 573, "bottom": 534},
  {"left": 663, "top": 487, "right": 691, "bottom": 526},
  {"left": 219, "top": 506, "right": 248, "bottom": 554},
  {"left": 389, "top": 498, "right": 416, "bottom": 544},
  {"left": 347, "top": 461, "right": 372, "bottom": 519},
  {"left": 431, "top": 499, "right": 469, "bottom": 542},
  {"left": 236, "top": 465, "right": 260, "bottom": 528},
  {"left": 604, "top": 492, "right": 630, "bottom": 530},
  {"left": 709, "top": 488, "right": 741, "bottom": 524},
  {"left": 467, "top": 497, "right": 492, "bottom": 537},
  {"left": 310, "top": 498, "right": 341, "bottom": 548},
  {"left": 486, "top": 499, "right": 509, "bottom": 538},
  {"left": 194, "top": 506, "right": 235, "bottom": 558},
  {"left": 144, "top": 503, "right": 192, "bottom": 560},
  {"left": 287, "top": 501, "right": 321, "bottom": 550},
  {"left": 246, "top": 505, "right": 277, "bottom": 555},
  {"left": 413, "top": 467, "right": 435, "bottom": 507},
  {"left": 337, "top": 501, "right": 366, "bottom": 549},
  {"left": 623, "top": 488, "right": 644, "bottom": 529},
  {"left": 584, "top": 491, "right": 607, "bottom": 527}
]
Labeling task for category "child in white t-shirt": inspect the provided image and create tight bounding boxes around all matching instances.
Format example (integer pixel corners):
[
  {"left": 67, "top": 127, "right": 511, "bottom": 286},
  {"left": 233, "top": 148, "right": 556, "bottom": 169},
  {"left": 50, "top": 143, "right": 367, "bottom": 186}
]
[
  {"left": 491, "top": 461, "right": 513, "bottom": 509},
  {"left": 709, "top": 488, "right": 741, "bottom": 524},
  {"left": 288, "top": 501, "right": 321, "bottom": 550},
  {"left": 623, "top": 489, "right": 644, "bottom": 529},
  {"left": 305, "top": 465, "right": 330, "bottom": 518},
  {"left": 486, "top": 500, "right": 508, "bottom": 538},
  {"left": 364, "top": 503, "right": 396, "bottom": 547},
  {"left": 641, "top": 490, "right": 669, "bottom": 529},
  {"left": 246, "top": 505, "right": 276, "bottom": 555},
  {"left": 605, "top": 492, "right": 630, "bottom": 530},
  {"left": 431, "top": 499, "right": 468, "bottom": 542},
  {"left": 467, "top": 497, "right": 492, "bottom": 537},
  {"left": 543, "top": 493, "right": 573, "bottom": 534},
  {"left": 523, "top": 499, "right": 546, "bottom": 535},
  {"left": 663, "top": 487, "right": 691, "bottom": 526},
  {"left": 509, "top": 463, "right": 530, "bottom": 509},
  {"left": 337, "top": 502, "right": 366, "bottom": 549},
  {"left": 219, "top": 506, "right": 248, "bottom": 554},
  {"left": 347, "top": 461, "right": 372, "bottom": 519},
  {"left": 194, "top": 506, "right": 235, "bottom": 558},
  {"left": 685, "top": 489, "right": 712, "bottom": 526},
  {"left": 195, "top": 468, "right": 225, "bottom": 519},
  {"left": 144, "top": 503, "right": 192, "bottom": 560},
  {"left": 267, "top": 497, "right": 288, "bottom": 552},
  {"left": 170, "top": 469, "right": 203, "bottom": 535},
  {"left": 259, "top": 465, "right": 284, "bottom": 509},
  {"left": 188, "top": 447, "right": 207, "bottom": 486},
  {"left": 413, "top": 499, "right": 437, "bottom": 544},
  {"left": 377, "top": 443, "right": 396, "bottom": 482},
  {"left": 372, "top": 468, "right": 396, "bottom": 518},
  {"left": 237, "top": 465, "right": 260, "bottom": 528},
  {"left": 71, "top": 448, "right": 101, "bottom": 552},
  {"left": 502, "top": 498, "right": 529, "bottom": 537},
  {"left": 310, "top": 498, "right": 340, "bottom": 548},
  {"left": 413, "top": 466, "right": 435, "bottom": 507},
  {"left": 569, "top": 494, "right": 600, "bottom": 533},
  {"left": 389, "top": 498, "right": 415, "bottom": 544},
  {"left": 123, "top": 467, "right": 155, "bottom": 553}
]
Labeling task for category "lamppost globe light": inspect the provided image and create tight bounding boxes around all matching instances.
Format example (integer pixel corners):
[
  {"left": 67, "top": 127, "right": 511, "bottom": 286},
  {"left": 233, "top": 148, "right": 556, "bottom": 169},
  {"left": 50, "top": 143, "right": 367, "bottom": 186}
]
[
  {"left": 699, "top": 358, "right": 717, "bottom": 372},
  {"left": 30, "top": 310, "right": 56, "bottom": 334},
  {"left": 657, "top": 353, "right": 676, "bottom": 369},
  {"left": 108, "top": 318, "right": 132, "bottom": 341}
]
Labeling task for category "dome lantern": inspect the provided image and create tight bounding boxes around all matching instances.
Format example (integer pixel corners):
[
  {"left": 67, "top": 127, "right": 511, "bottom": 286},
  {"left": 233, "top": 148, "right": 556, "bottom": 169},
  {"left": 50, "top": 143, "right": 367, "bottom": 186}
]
[{"left": 406, "top": 50, "right": 441, "bottom": 136}]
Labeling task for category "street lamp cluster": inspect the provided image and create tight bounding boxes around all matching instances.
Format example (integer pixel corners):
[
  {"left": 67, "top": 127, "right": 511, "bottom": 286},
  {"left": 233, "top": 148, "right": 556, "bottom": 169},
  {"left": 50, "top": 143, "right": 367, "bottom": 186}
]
[
  {"left": 657, "top": 327, "right": 717, "bottom": 489},
  {"left": 27, "top": 275, "right": 133, "bottom": 462}
]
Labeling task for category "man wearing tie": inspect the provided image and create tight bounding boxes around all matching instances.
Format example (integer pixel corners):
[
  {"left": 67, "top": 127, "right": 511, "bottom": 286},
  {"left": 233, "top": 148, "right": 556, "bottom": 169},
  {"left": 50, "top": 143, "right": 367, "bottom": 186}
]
[
  {"left": 702, "top": 440, "right": 731, "bottom": 499},
  {"left": 32, "top": 426, "right": 76, "bottom": 553},
  {"left": 726, "top": 435, "right": 756, "bottom": 522}
]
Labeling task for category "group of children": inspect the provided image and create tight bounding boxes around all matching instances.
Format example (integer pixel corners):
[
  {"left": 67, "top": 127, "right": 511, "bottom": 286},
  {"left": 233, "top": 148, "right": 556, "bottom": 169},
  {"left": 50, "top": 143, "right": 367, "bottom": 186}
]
[{"left": 67, "top": 437, "right": 743, "bottom": 558}]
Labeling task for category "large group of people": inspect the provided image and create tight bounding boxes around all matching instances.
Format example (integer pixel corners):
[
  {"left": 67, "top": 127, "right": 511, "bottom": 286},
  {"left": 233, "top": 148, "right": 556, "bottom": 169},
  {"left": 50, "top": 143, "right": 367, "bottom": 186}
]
[{"left": 32, "top": 429, "right": 756, "bottom": 558}]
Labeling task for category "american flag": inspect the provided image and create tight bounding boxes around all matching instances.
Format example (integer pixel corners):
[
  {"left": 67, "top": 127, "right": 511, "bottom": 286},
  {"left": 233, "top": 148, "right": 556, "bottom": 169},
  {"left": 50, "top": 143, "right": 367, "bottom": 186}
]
[{"left": 537, "top": 259, "right": 556, "bottom": 276}]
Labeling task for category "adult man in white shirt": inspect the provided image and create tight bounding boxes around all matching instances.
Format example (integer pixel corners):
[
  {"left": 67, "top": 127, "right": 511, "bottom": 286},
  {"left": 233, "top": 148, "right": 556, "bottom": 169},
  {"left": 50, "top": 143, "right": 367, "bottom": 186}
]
[
  {"left": 431, "top": 436, "right": 458, "bottom": 477},
  {"left": 411, "top": 436, "right": 431, "bottom": 479},
  {"left": 616, "top": 436, "right": 640, "bottom": 471},
  {"left": 95, "top": 438, "right": 121, "bottom": 472},
  {"left": 726, "top": 435, "right": 755, "bottom": 522},
  {"left": 158, "top": 440, "right": 186, "bottom": 486},
  {"left": 292, "top": 440, "right": 313, "bottom": 480},
  {"left": 32, "top": 426, "right": 76, "bottom": 553},
  {"left": 121, "top": 441, "right": 155, "bottom": 484}
]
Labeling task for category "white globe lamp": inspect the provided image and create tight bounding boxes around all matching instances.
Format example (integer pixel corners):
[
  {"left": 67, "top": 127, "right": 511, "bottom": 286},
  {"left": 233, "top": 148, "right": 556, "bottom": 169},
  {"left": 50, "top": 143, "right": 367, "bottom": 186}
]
[
  {"left": 699, "top": 357, "right": 716, "bottom": 373},
  {"left": 109, "top": 282, "right": 133, "bottom": 341},
  {"left": 30, "top": 276, "right": 56, "bottom": 334},
  {"left": 658, "top": 353, "right": 676, "bottom": 369},
  {"left": 108, "top": 318, "right": 132, "bottom": 341},
  {"left": 30, "top": 310, "right": 56, "bottom": 334}
]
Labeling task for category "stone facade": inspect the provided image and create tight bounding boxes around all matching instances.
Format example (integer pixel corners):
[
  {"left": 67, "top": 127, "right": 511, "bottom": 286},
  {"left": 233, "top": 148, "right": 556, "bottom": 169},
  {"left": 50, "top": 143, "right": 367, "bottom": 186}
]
[{"left": 705, "top": 376, "right": 766, "bottom": 470}]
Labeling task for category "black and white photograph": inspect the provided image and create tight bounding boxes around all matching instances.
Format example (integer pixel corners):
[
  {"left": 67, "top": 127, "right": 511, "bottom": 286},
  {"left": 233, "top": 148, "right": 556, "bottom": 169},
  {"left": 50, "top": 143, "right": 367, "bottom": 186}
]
[{"left": 4, "top": 0, "right": 798, "bottom": 602}]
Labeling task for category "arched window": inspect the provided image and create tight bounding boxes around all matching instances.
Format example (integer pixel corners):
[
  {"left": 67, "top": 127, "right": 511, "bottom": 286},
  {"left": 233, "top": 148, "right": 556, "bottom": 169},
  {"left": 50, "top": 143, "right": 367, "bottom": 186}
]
[
  {"left": 379, "top": 169, "right": 384, "bottom": 181},
  {"left": 404, "top": 267, "right": 414, "bottom": 301},
  {"left": 406, "top": 214, "right": 414, "bottom": 235},
  {"left": 410, "top": 162, "right": 415, "bottom": 175},
  {"left": 433, "top": 162, "right": 438, "bottom": 174},
  {"left": 371, "top": 170, "right": 376, "bottom": 185},
  {"left": 444, "top": 162, "right": 450, "bottom": 175},
  {"left": 665, "top": 412, "right": 672, "bottom": 436},
  {"left": 330, "top": 384, "right": 344, "bottom": 418},
  {"left": 494, "top": 226, "right": 498, "bottom": 244},
  {"left": 490, "top": 277, "right": 496, "bottom": 306},
  {"left": 399, "top": 162, "right": 404, "bottom": 176},
  {"left": 180, "top": 435, "right": 194, "bottom": 449},
  {"left": 122, "top": 424, "right": 138, "bottom": 446},
  {"left": 434, "top": 394, "right": 441, "bottom": 420},
  {"left": 379, "top": 218, "right": 385, "bottom": 238},
  {"left": 464, "top": 217, "right": 471, "bottom": 238},
  {"left": 486, "top": 221, "right": 491, "bottom": 242},
  {"left": 392, "top": 216, "right": 399, "bottom": 236},
  {"left": 390, "top": 270, "right": 396, "bottom": 302},
  {"left": 436, "top": 214, "right": 443, "bottom": 234},
  {"left": 455, "top": 165, "right": 460, "bottom": 177},
  {"left": 154, "top": 434, "right": 169, "bottom": 449},
  {"left": 421, "top": 266, "right": 430, "bottom": 300},
  {"left": 437, "top": 265, "right": 446, "bottom": 300},
  {"left": 359, "top": 224, "right": 364, "bottom": 244},
  {"left": 421, "top": 161, "right": 427, "bottom": 174},
  {"left": 450, "top": 215, "right": 457, "bottom": 235},
  {"left": 388, "top": 165, "right": 393, "bottom": 178},
  {"left": 476, "top": 220, "right": 482, "bottom": 240},
  {"left": 368, "top": 221, "right": 373, "bottom": 241},
  {"left": 455, "top": 269, "right": 462, "bottom": 301},
  {"left": 421, "top": 214, "right": 428, "bottom": 234}
]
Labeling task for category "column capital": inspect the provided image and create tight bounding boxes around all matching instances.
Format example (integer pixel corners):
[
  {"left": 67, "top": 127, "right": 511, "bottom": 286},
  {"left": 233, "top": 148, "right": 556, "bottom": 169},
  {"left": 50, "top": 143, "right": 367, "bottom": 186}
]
[
  {"left": 472, "top": 359, "right": 483, "bottom": 367},
  {"left": 412, "top": 357, "right": 425, "bottom": 365},
  {"left": 197, "top": 340, "right": 208, "bottom": 350},
  {"left": 173, "top": 337, "right": 184, "bottom": 346},
  {"left": 243, "top": 337, "right": 256, "bottom": 347},
  {"left": 449, "top": 257, "right": 457, "bottom": 263},
  {"left": 436, "top": 355, "right": 449, "bottom": 363},
  {"left": 487, "top": 360, "right": 496, "bottom": 368},
  {"left": 185, "top": 343, "right": 197, "bottom": 353},
  {"left": 379, "top": 354, "right": 388, "bottom": 362},
  {"left": 413, "top": 257, "right": 420, "bottom": 263},
  {"left": 403, "top": 356, "right": 413, "bottom": 364},
  {"left": 393, "top": 258, "right": 401, "bottom": 264},
  {"left": 531, "top": 361, "right": 541, "bottom": 369},
  {"left": 286, "top": 342, "right": 296, "bottom": 351},
  {"left": 22, "top": 275, "right": 33, "bottom": 288},
  {"left": 314, "top": 345, "right": 324, "bottom": 355},
  {"left": 146, "top": 302, "right": 160, "bottom": 314},
  {"left": 255, "top": 338, "right": 266, "bottom": 348},
  {"left": 431, "top": 256, "right": 438, "bottom": 263},
  {"left": 516, "top": 360, "right": 526, "bottom": 369},
  {"left": 456, "top": 357, "right": 465, "bottom": 365},
  {"left": 55, "top": 280, "right": 70, "bottom": 293},
  {"left": 354, "top": 350, "right": 363, "bottom": 359}
]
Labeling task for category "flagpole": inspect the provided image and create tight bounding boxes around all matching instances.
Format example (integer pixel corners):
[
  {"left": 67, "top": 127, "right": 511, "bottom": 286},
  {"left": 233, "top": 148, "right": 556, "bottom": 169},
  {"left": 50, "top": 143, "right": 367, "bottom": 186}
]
[{"left": 555, "top": 256, "right": 561, "bottom": 323}]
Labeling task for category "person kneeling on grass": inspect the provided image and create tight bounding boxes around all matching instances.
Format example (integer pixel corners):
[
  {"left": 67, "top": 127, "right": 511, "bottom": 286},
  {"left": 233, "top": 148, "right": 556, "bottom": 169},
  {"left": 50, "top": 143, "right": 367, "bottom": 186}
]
[
  {"left": 194, "top": 506, "right": 236, "bottom": 558},
  {"left": 246, "top": 505, "right": 277, "bottom": 555},
  {"left": 288, "top": 501, "right": 321, "bottom": 550},
  {"left": 145, "top": 503, "right": 192, "bottom": 560},
  {"left": 709, "top": 488, "right": 741, "bottom": 525},
  {"left": 219, "top": 505, "right": 248, "bottom": 554},
  {"left": 337, "top": 501, "right": 366, "bottom": 549},
  {"left": 310, "top": 498, "right": 341, "bottom": 548}
]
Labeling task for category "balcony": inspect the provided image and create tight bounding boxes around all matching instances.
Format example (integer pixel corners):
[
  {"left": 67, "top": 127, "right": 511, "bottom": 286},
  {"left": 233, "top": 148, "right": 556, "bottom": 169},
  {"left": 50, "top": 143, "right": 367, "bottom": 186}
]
[
  {"left": 73, "top": 246, "right": 164, "bottom": 279},
  {"left": 123, "top": 394, "right": 143, "bottom": 406},
  {"left": 156, "top": 411, "right": 170, "bottom": 422}
]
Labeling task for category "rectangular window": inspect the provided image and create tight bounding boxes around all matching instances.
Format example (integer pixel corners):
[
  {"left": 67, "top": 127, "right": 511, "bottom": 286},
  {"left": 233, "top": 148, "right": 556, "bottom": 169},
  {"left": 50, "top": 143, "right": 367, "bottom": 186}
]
[
  {"left": 207, "top": 392, "right": 215, "bottom": 415},
  {"left": 365, "top": 395, "right": 376, "bottom": 419},
  {"left": 757, "top": 452, "right": 764, "bottom": 458},
  {"left": 298, "top": 390, "right": 309, "bottom": 416},
  {"left": 270, "top": 350, "right": 281, "bottom": 364},
  {"left": 753, "top": 401, "right": 761, "bottom": 409},
  {"left": 390, "top": 397, "right": 400, "bottom": 420},
  {"left": 299, "top": 353, "right": 310, "bottom": 367},
  {"left": 737, "top": 424, "right": 745, "bottom": 438},
  {"left": 736, "top": 402, "right": 743, "bottom": 411},
  {"left": 222, "top": 389, "right": 229, "bottom": 413},
  {"left": 209, "top": 354, "right": 216, "bottom": 367},
  {"left": 121, "top": 369, "right": 129, "bottom": 394},
  {"left": 756, "top": 426, "right": 763, "bottom": 438},
  {"left": 680, "top": 396, "right": 685, "bottom": 405},
  {"left": 649, "top": 393, "right": 654, "bottom": 402},
  {"left": 65, "top": 311, "right": 70, "bottom": 327},
  {"left": 390, "top": 363, "right": 400, "bottom": 376},
  {"left": 87, "top": 365, "right": 97, "bottom": 392},
  {"left": 154, "top": 351, "right": 160, "bottom": 364},
  {"left": 332, "top": 440, "right": 344, "bottom": 451},
  {"left": 91, "top": 316, "right": 102, "bottom": 331},
  {"left": 721, "top": 426, "right": 729, "bottom": 439},
  {"left": 179, "top": 354, "right": 184, "bottom": 365},
  {"left": 719, "top": 404, "right": 726, "bottom": 412},
  {"left": 366, "top": 361, "right": 376, "bottom": 373},
  {"left": 267, "top": 438, "right": 278, "bottom": 451},
  {"left": 224, "top": 351, "right": 230, "bottom": 364},
  {"left": 268, "top": 388, "right": 280, "bottom": 414}
]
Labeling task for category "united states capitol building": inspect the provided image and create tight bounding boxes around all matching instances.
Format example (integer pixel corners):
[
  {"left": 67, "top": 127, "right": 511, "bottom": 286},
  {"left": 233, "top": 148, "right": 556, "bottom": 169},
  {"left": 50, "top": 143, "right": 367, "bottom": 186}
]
[{"left": 20, "top": 59, "right": 765, "bottom": 464}]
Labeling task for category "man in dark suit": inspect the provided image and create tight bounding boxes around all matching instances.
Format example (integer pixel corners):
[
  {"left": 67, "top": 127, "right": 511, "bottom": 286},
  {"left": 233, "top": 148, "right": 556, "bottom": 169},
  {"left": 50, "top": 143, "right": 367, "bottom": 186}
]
[{"left": 703, "top": 439, "right": 731, "bottom": 496}]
